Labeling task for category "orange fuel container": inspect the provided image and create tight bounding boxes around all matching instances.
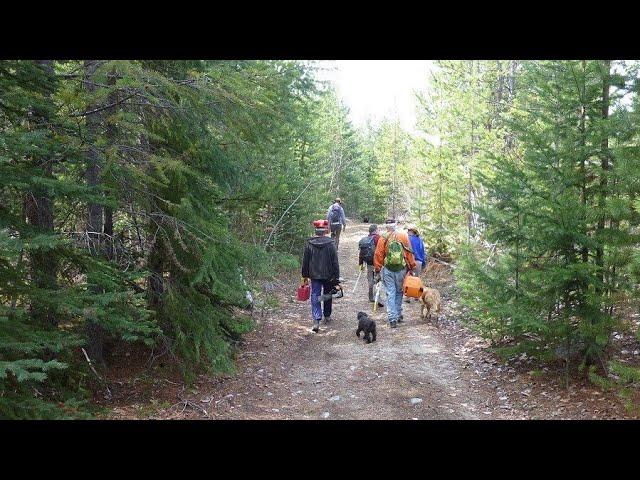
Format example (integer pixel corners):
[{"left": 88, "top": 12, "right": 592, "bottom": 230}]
[{"left": 403, "top": 275, "right": 424, "bottom": 298}]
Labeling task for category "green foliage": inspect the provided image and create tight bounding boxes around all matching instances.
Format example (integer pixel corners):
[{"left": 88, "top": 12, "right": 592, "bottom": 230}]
[
  {"left": 456, "top": 61, "right": 640, "bottom": 371},
  {"left": 1, "top": 59, "right": 369, "bottom": 417},
  {"left": 4, "top": 58, "right": 639, "bottom": 417},
  {"left": 589, "top": 362, "right": 640, "bottom": 415},
  {"left": 415, "top": 60, "right": 508, "bottom": 256}
]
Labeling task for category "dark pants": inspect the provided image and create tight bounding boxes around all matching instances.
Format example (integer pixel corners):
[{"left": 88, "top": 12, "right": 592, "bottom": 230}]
[
  {"left": 311, "top": 279, "right": 333, "bottom": 321},
  {"left": 366, "top": 264, "right": 376, "bottom": 301},
  {"left": 330, "top": 224, "right": 342, "bottom": 250}
]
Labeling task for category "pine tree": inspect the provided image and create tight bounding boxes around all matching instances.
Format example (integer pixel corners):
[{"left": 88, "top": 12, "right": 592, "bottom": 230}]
[
  {"left": 2, "top": 59, "right": 327, "bottom": 415},
  {"left": 457, "top": 61, "right": 640, "bottom": 373},
  {"left": 415, "top": 61, "right": 503, "bottom": 256}
]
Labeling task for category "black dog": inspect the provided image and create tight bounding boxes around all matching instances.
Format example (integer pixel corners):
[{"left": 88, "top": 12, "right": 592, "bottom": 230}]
[{"left": 356, "top": 311, "right": 376, "bottom": 344}]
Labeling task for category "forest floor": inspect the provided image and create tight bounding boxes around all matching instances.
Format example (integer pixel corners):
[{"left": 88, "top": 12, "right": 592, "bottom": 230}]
[{"left": 99, "top": 221, "right": 640, "bottom": 420}]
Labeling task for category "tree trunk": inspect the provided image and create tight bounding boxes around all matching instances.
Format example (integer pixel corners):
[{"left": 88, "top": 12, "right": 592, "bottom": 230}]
[
  {"left": 596, "top": 60, "right": 611, "bottom": 284},
  {"left": 468, "top": 61, "right": 476, "bottom": 243},
  {"left": 392, "top": 121, "right": 398, "bottom": 220},
  {"left": 495, "top": 60, "right": 504, "bottom": 110},
  {"left": 138, "top": 125, "right": 166, "bottom": 315},
  {"left": 25, "top": 60, "right": 57, "bottom": 328},
  {"left": 83, "top": 60, "right": 106, "bottom": 366},
  {"left": 579, "top": 60, "right": 589, "bottom": 264},
  {"left": 505, "top": 61, "right": 518, "bottom": 150},
  {"left": 147, "top": 238, "right": 165, "bottom": 313},
  {"left": 103, "top": 68, "right": 117, "bottom": 261}
]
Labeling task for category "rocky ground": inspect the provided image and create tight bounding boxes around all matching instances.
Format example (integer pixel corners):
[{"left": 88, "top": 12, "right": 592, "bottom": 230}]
[{"left": 99, "top": 221, "right": 640, "bottom": 420}]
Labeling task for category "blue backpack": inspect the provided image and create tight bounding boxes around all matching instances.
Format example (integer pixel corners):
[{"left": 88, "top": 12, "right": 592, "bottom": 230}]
[{"left": 330, "top": 205, "right": 341, "bottom": 224}]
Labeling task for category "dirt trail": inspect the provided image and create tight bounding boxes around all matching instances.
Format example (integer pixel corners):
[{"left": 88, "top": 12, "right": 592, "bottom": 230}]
[
  {"left": 104, "top": 221, "right": 637, "bottom": 420},
  {"left": 170, "top": 221, "right": 523, "bottom": 420}
]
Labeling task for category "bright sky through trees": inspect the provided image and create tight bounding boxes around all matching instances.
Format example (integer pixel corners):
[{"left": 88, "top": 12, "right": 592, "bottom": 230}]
[{"left": 316, "top": 60, "right": 435, "bottom": 133}]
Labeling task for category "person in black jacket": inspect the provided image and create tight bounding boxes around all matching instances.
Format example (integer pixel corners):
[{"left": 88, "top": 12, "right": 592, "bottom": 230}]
[
  {"left": 358, "top": 223, "right": 383, "bottom": 307},
  {"left": 302, "top": 219, "right": 340, "bottom": 333}
]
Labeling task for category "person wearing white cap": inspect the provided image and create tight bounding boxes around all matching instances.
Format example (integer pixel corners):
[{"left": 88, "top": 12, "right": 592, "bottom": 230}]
[{"left": 373, "top": 218, "right": 416, "bottom": 328}]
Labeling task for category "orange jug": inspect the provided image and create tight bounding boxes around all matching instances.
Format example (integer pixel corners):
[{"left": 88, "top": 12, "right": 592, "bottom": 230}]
[{"left": 403, "top": 275, "right": 424, "bottom": 298}]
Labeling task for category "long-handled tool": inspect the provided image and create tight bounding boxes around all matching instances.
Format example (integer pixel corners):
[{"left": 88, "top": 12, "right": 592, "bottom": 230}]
[
  {"left": 352, "top": 262, "right": 365, "bottom": 294},
  {"left": 373, "top": 279, "right": 382, "bottom": 312}
]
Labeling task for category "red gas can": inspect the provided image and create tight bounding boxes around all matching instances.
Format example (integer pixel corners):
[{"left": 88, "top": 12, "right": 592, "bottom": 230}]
[{"left": 297, "top": 281, "right": 310, "bottom": 301}]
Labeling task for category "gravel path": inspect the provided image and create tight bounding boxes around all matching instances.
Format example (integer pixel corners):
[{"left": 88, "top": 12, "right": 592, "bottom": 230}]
[
  {"left": 185, "top": 221, "right": 509, "bottom": 420},
  {"left": 104, "top": 221, "right": 636, "bottom": 420}
]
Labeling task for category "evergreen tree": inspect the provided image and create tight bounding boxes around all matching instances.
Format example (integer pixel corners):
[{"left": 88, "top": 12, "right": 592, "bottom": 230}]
[
  {"left": 415, "top": 60, "right": 504, "bottom": 256},
  {"left": 457, "top": 61, "right": 640, "bottom": 373},
  {"left": 1, "top": 59, "right": 329, "bottom": 416}
]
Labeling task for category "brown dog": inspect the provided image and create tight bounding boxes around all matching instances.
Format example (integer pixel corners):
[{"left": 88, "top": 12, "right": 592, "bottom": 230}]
[{"left": 419, "top": 287, "right": 442, "bottom": 322}]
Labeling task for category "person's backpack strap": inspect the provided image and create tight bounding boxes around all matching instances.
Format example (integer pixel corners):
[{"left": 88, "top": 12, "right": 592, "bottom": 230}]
[
  {"left": 383, "top": 231, "right": 396, "bottom": 258},
  {"left": 394, "top": 232, "right": 414, "bottom": 254},
  {"left": 383, "top": 232, "right": 414, "bottom": 258}
]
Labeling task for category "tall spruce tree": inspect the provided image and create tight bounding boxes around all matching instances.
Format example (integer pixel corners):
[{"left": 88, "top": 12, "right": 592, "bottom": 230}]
[
  {"left": 457, "top": 61, "right": 640, "bottom": 374},
  {"left": 415, "top": 60, "right": 504, "bottom": 256}
]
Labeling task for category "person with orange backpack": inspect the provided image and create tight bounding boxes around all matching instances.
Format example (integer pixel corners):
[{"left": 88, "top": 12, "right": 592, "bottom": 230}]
[{"left": 373, "top": 219, "right": 416, "bottom": 328}]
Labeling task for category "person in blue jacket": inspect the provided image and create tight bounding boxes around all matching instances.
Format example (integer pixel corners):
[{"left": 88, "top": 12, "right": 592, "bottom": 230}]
[
  {"left": 326, "top": 197, "right": 347, "bottom": 250},
  {"left": 406, "top": 224, "right": 427, "bottom": 302}
]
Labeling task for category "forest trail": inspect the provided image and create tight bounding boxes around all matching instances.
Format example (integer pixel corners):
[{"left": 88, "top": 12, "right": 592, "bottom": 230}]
[
  {"left": 103, "top": 220, "right": 637, "bottom": 420},
  {"left": 150, "top": 221, "right": 530, "bottom": 420}
]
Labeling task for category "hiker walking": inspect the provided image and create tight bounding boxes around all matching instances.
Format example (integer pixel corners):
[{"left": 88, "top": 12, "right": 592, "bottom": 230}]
[
  {"left": 405, "top": 224, "right": 427, "bottom": 303},
  {"left": 327, "top": 197, "right": 346, "bottom": 250},
  {"left": 358, "top": 223, "right": 383, "bottom": 307},
  {"left": 302, "top": 219, "right": 340, "bottom": 333},
  {"left": 373, "top": 219, "right": 416, "bottom": 328}
]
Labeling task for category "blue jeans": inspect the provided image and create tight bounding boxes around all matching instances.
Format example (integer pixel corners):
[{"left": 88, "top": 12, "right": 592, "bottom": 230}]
[
  {"left": 382, "top": 267, "right": 405, "bottom": 323},
  {"left": 311, "top": 279, "right": 333, "bottom": 322}
]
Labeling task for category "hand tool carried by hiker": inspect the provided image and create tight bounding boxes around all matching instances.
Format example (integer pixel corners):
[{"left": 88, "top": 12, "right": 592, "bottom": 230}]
[
  {"left": 318, "top": 284, "right": 344, "bottom": 302},
  {"left": 318, "top": 277, "right": 345, "bottom": 302},
  {"left": 373, "top": 280, "right": 381, "bottom": 312},
  {"left": 352, "top": 262, "right": 365, "bottom": 294}
]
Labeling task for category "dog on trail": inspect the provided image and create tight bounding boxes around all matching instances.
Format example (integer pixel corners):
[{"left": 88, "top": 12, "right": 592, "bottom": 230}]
[
  {"left": 356, "top": 311, "right": 376, "bottom": 344},
  {"left": 419, "top": 287, "right": 442, "bottom": 322}
]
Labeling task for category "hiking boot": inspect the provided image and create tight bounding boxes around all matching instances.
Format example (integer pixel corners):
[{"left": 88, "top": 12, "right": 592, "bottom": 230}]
[
  {"left": 370, "top": 300, "right": 384, "bottom": 308},
  {"left": 312, "top": 320, "right": 320, "bottom": 333},
  {"left": 398, "top": 315, "right": 404, "bottom": 323},
  {"left": 323, "top": 316, "right": 331, "bottom": 323},
  {"left": 390, "top": 321, "right": 397, "bottom": 328}
]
